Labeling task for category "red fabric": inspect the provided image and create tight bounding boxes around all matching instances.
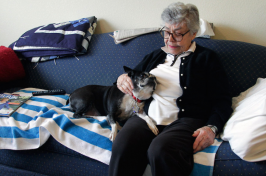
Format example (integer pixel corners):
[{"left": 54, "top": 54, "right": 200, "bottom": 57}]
[{"left": 0, "top": 46, "right": 25, "bottom": 82}]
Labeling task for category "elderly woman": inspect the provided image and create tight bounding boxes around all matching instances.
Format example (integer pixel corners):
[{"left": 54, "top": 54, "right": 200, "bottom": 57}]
[{"left": 109, "top": 2, "right": 232, "bottom": 176}]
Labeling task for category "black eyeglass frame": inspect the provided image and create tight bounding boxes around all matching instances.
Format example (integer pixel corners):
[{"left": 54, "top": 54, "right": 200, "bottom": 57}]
[{"left": 159, "top": 26, "right": 190, "bottom": 42}]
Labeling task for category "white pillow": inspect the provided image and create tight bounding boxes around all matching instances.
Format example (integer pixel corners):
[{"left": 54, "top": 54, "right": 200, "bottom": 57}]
[
  {"left": 196, "top": 19, "right": 215, "bottom": 38},
  {"left": 221, "top": 78, "right": 266, "bottom": 162}
]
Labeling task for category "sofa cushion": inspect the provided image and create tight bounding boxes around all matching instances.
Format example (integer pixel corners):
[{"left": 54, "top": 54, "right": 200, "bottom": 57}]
[
  {"left": 0, "top": 136, "right": 109, "bottom": 176},
  {"left": 213, "top": 141, "right": 266, "bottom": 176},
  {"left": 194, "top": 39, "right": 266, "bottom": 97}
]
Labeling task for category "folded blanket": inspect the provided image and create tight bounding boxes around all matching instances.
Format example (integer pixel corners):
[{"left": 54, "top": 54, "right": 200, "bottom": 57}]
[
  {"left": 0, "top": 88, "right": 221, "bottom": 176},
  {"left": 9, "top": 16, "right": 97, "bottom": 62},
  {"left": 110, "top": 27, "right": 160, "bottom": 44}
]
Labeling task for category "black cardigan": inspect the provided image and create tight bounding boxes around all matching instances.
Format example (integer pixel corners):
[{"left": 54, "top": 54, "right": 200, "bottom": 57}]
[{"left": 134, "top": 44, "right": 233, "bottom": 134}]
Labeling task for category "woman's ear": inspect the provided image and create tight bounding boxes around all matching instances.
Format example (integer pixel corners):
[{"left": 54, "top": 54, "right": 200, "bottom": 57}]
[{"left": 191, "top": 32, "right": 197, "bottom": 40}]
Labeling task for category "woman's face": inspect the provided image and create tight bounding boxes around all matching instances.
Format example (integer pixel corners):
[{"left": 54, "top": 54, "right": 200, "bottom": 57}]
[{"left": 163, "top": 22, "right": 196, "bottom": 55}]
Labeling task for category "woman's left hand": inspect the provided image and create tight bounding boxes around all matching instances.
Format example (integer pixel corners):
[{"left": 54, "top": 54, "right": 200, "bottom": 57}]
[{"left": 192, "top": 126, "right": 215, "bottom": 153}]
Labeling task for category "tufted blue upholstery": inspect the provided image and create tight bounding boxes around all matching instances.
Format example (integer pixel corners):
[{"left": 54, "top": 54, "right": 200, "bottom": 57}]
[
  {"left": 0, "top": 136, "right": 109, "bottom": 176},
  {"left": 21, "top": 32, "right": 165, "bottom": 94},
  {"left": 194, "top": 38, "right": 266, "bottom": 97},
  {"left": 0, "top": 165, "right": 47, "bottom": 176},
  {"left": 213, "top": 141, "right": 266, "bottom": 176},
  {"left": 1, "top": 32, "right": 266, "bottom": 176},
  {"left": 20, "top": 33, "right": 266, "bottom": 97}
]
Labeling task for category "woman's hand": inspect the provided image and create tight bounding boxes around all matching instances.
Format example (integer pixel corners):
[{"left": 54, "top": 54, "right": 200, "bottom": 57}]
[
  {"left": 117, "top": 73, "right": 134, "bottom": 95},
  {"left": 192, "top": 126, "right": 215, "bottom": 153}
]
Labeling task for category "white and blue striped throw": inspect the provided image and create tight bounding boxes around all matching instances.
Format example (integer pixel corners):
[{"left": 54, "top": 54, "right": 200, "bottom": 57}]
[{"left": 0, "top": 88, "right": 222, "bottom": 176}]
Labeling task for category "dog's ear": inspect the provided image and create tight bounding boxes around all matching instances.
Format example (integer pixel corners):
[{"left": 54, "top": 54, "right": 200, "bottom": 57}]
[
  {"left": 123, "top": 66, "right": 132, "bottom": 73},
  {"left": 123, "top": 66, "right": 135, "bottom": 77}
]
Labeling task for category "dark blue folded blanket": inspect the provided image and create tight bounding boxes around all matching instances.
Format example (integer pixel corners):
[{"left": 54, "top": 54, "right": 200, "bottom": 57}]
[{"left": 9, "top": 16, "right": 97, "bottom": 62}]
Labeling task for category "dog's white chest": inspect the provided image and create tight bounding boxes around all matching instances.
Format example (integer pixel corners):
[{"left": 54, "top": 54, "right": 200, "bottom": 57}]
[{"left": 119, "top": 95, "right": 144, "bottom": 119}]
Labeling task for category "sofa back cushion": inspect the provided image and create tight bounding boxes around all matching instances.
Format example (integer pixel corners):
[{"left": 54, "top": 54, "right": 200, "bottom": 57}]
[
  {"left": 21, "top": 32, "right": 164, "bottom": 93},
  {"left": 194, "top": 38, "right": 266, "bottom": 96},
  {"left": 20, "top": 32, "right": 266, "bottom": 96}
]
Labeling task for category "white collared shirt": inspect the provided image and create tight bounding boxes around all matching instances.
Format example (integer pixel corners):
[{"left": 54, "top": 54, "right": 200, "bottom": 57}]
[{"left": 148, "top": 42, "right": 196, "bottom": 125}]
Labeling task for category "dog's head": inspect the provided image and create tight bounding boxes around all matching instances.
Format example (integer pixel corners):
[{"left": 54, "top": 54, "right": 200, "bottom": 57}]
[{"left": 124, "top": 66, "right": 157, "bottom": 100}]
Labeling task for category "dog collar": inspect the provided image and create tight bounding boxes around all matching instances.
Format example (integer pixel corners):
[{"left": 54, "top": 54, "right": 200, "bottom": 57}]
[{"left": 132, "top": 95, "right": 142, "bottom": 103}]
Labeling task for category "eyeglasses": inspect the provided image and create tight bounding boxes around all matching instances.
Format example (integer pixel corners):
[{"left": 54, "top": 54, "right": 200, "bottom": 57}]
[{"left": 159, "top": 26, "right": 190, "bottom": 42}]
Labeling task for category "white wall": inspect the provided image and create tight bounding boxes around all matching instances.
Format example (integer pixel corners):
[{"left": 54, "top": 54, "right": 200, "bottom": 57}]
[{"left": 1, "top": 0, "right": 266, "bottom": 47}]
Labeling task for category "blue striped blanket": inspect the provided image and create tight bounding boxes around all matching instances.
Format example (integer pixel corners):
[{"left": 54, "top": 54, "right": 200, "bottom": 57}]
[{"left": 0, "top": 88, "right": 222, "bottom": 176}]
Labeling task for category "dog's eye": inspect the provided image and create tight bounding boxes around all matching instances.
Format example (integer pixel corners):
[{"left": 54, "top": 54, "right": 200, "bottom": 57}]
[{"left": 141, "top": 73, "right": 147, "bottom": 79}]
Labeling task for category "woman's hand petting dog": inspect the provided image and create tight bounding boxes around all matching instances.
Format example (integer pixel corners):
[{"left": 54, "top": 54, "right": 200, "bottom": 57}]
[
  {"left": 192, "top": 126, "right": 215, "bottom": 153},
  {"left": 117, "top": 74, "right": 134, "bottom": 95}
]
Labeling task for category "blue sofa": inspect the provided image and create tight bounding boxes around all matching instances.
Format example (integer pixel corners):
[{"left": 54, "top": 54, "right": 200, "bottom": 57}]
[{"left": 1, "top": 32, "right": 266, "bottom": 176}]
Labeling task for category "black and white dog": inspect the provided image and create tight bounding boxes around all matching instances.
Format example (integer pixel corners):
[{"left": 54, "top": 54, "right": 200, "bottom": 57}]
[{"left": 68, "top": 66, "right": 158, "bottom": 141}]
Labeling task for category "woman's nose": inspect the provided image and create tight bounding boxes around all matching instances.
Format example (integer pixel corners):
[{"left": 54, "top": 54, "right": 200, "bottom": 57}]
[{"left": 168, "top": 33, "right": 175, "bottom": 42}]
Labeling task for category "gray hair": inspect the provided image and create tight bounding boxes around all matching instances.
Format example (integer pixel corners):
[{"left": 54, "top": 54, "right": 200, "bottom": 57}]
[{"left": 161, "top": 2, "right": 200, "bottom": 34}]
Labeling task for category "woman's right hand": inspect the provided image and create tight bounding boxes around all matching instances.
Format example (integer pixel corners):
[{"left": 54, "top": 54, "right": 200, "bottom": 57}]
[{"left": 117, "top": 73, "right": 134, "bottom": 95}]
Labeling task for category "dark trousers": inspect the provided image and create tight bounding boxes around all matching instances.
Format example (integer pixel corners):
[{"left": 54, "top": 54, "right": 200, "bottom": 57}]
[{"left": 108, "top": 115, "right": 207, "bottom": 176}]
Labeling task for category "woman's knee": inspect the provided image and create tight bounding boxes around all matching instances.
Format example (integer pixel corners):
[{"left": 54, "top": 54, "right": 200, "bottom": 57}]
[
  {"left": 112, "top": 117, "right": 155, "bottom": 156},
  {"left": 147, "top": 137, "right": 194, "bottom": 176},
  {"left": 147, "top": 136, "right": 171, "bottom": 160},
  {"left": 147, "top": 132, "right": 194, "bottom": 161}
]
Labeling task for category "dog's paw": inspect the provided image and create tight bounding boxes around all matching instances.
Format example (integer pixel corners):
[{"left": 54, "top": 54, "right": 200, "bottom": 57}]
[
  {"left": 146, "top": 117, "right": 159, "bottom": 135},
  {"left": 109, "top": 131, "right": 117, "bottom": 142},
  {"left": 137, "top": 113, "right": 159, "bottom": 135},
  {"left": 73, "top": 113, "right": 83, "bottom": 118},
  {"left": 109, "top": 124, "right": 118, "bottom": 142}
]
